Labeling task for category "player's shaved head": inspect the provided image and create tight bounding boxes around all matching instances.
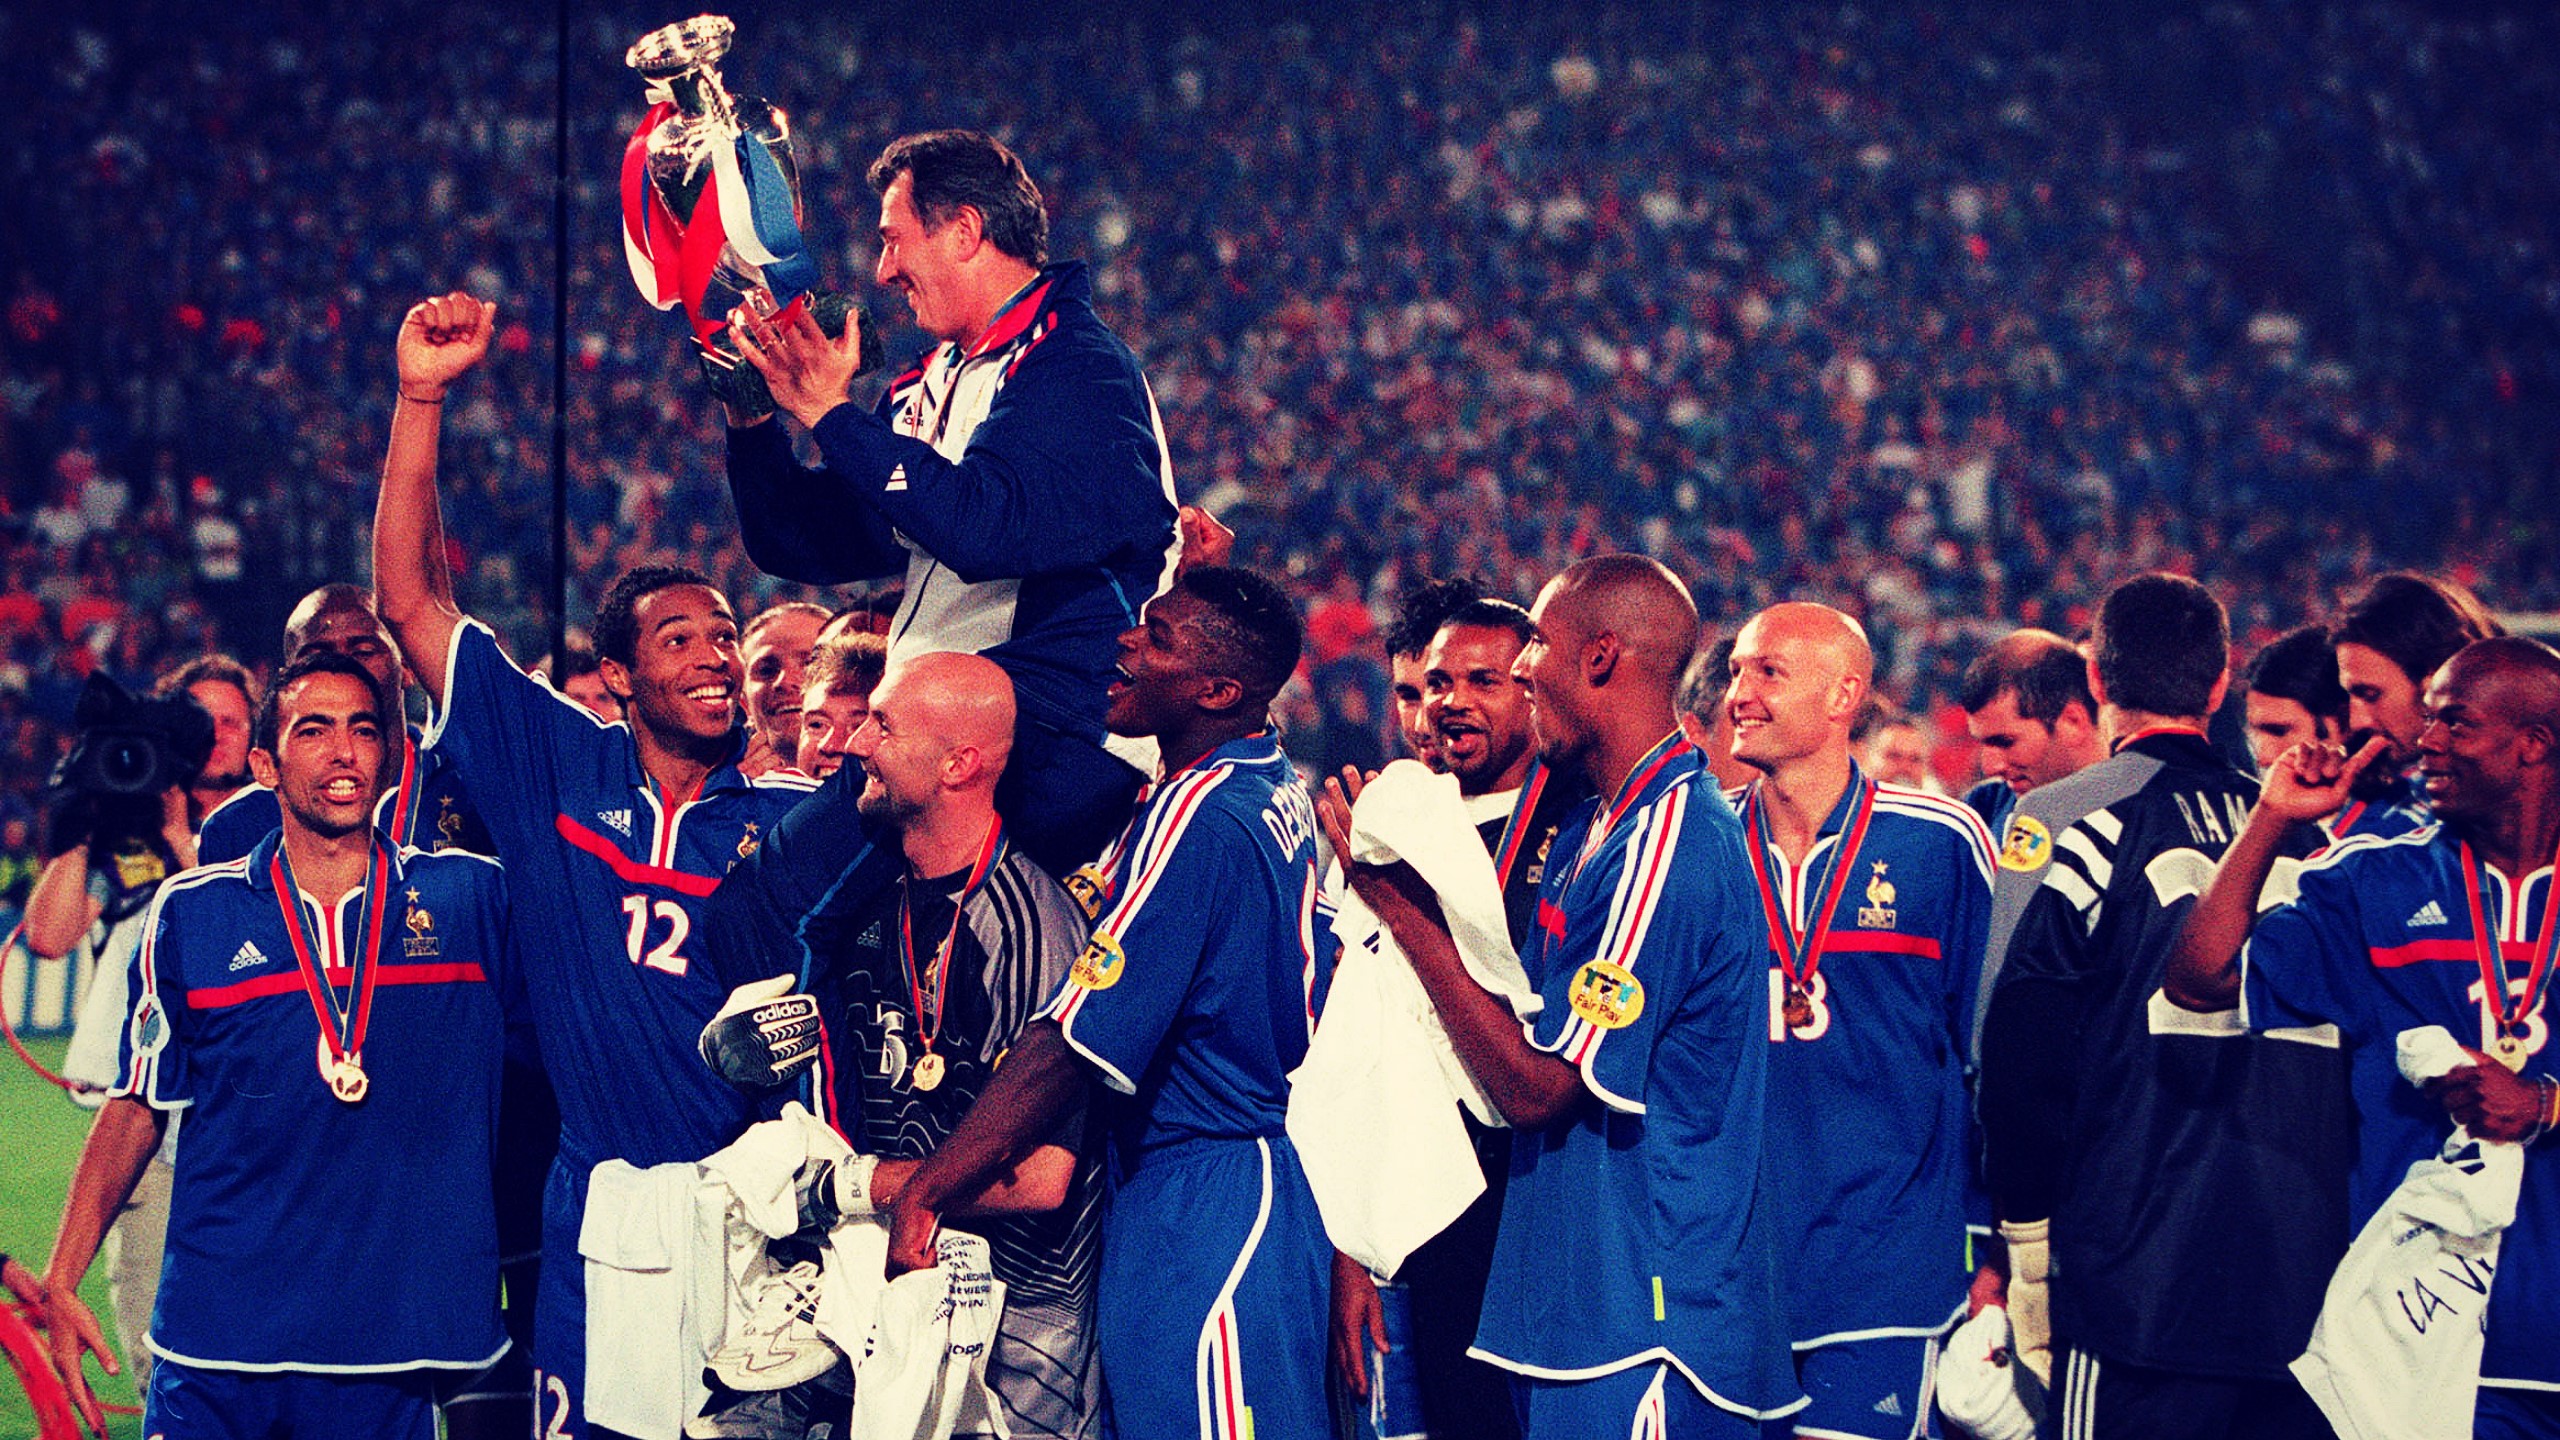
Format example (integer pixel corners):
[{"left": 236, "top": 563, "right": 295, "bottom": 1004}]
[
  {"left": 283, "top": 583, "right": 380, "bottom": 643},
  {"left": 889, "top": 651, "right": 1016, "bottom": 782},
  {"left": 2437, "top": 637, "right": 2560, "bottom": 738},
  {"left": 1737, "top": 603, "right": 1872, "bottom": 689},
  {"left": 2418, "top": 637, "right": 2560, "bottom": 827},
  {"left": 1536, "top": 554, "right": 1700, "bottom": 696},
  {"left": 281, "top": 582, "right": 404, "bottom": 714},
  {"left": 1517, "top": 556, "right": 1697, "bottom": 782},
  {"left": 1727, "top": 602, "right": 1874, "bottom": 773}
]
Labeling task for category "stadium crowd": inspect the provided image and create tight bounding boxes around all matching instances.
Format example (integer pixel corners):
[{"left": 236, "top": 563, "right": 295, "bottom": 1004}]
[
  {"left": 1, "top": 3, "right": 2557, "bottom": 1440},
  {"left": 4, "top": 2, "right": 2560, "bottom": 822}
]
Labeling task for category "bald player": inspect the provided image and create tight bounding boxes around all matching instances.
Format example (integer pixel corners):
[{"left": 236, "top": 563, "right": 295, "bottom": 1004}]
[
  {"left": 2168, "top": 637, "right": 2560, "bottom": 1434},
  {"left": 1325, "top": 556, "right": 1798, "bottom": 1436},
  {"left": 1724, "top": 603, "right": 1994, "bottom": 1438},
  {"left": 703, "top": 651, "right": 1103, "bottom": 1437},
  {"left": 883, "top": 566, "right": 1331, "bottom": 1440}
]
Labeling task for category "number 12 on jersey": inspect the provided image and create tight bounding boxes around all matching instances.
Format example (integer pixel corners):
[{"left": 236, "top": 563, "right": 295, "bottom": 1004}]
[{"left": 621, "top": 894, "right": 692, "bottom": 975}]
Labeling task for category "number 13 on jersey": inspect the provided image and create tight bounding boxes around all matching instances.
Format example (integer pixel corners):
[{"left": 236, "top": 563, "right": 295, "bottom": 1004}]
[{"left": 621, "top": 894, "right": 692, "bottom": 975}]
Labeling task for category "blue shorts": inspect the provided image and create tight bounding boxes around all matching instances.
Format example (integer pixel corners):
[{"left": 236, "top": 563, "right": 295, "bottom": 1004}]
[
  {"left": 1769, "top": 1336, "right": 1934, "bottom": 1440},
  {"left": 145, "top": 1357, "right": 439, "bottom": 1440},
  {"left": 1098, "top": 1135, "right": 1329, "bottom": 1440},
  {"left": 1515, "top": 1360, "right": 1761, "bottom": 1440},
  {"left": 533, "top": 1157, "right": 590, "bottom": 1439},
  {"left": 2477, "top": 1386, "right": 2560, "bottom": 1440}
]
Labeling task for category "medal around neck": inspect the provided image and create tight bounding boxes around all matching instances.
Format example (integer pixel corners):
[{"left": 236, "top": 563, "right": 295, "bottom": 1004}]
[{"left": 621, "top": 15, "right": 880, "bottom": 410}]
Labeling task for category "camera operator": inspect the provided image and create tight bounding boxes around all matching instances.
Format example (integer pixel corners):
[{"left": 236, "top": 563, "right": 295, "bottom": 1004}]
[{"left": 23, "top": 656, "right": 252, "bottom": 1393}]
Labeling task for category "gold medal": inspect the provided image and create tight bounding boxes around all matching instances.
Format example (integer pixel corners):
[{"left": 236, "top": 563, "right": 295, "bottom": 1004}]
[
  {"left": 1783, "top": 984, "right": 1814, "bottom": 1031},
  {"left": 318, "top": 1036, "right": 369, "bottom": 1103},
  {"left": 911, "top": 1051, "right": 945, "bottom": 1092},
  {"left": 2495, "top": 1033, "right": 2527, "bottom": 1071}
]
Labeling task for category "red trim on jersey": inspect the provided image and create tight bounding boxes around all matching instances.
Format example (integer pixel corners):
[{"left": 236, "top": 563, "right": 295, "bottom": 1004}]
[
  {"left": 964, "top": 278, "right": 1053, "bottom": 360},
  {"left": 2370, "top": 938, "right": 2535, "bottom": 969},
  {"left": 1821, "top": 932, "right": 1944, "bottom": 960},
  {"left": 555, "top": 814, "right": 720, "bottom": 897},
  {"left": 187, "top": 962, "right": 488, "bottom": 1011}
]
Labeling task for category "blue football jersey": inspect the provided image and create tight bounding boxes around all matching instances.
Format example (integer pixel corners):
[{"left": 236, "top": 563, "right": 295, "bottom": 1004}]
[
  {"left": 2242, "top": 824, "right": 2558, "bottom": 1387},
  {"left": 1736, "top": 769, "right": 1994, "bottom": 1346},
  {"left": 423, "top": 620, "right": 817, "bottom": 1171},
  {"left": 198, "top": 726, "right": 492, "bottom": 865},
  {"left": 112, "top": 836, "right": 509, "bottom": 1371},
  {"left": 1469, "top": 735, "right": 1801, "bottom": 1422},
  {"left": 1039, "top": 732, "right": 1326, "bottom": 1152},
  {"left": 2317, "top": 791, "right": 2430, "bottom": 849}
]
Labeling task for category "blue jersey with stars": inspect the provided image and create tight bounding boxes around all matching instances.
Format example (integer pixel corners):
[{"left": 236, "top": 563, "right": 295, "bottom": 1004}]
[
  {"left": 1735, "top": 768, "right": 1995, "bottom": 1347},
  {"left": 1038, "top": 732, "right": 1326, "bottom": 1156},
  {"left": 424, "top": 619, "right": 817, "bottom": 1172},
  {"left": 2241, "top": 823, "right": 2559, "bottom": 1387},
  {"left": 112, "top": 834, "right": 509, "bottom": 1372},
  {"left": 1470, "top": 736, "right": 1800, "bottom": 1423},
  {"left": 198, "top": 726, "right": 493, "bottom": 865}
]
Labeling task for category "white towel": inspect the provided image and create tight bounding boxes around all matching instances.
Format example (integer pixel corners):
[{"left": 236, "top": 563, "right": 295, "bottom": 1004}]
[
  {"left": 584, "top": 1104, "right": 857, "bottom": 1440},
  {"left": 852, "top": 1229, "right": 1009, "bottom": 1440},
  {"left": 580, "top": 1158, "right": 732, "bottom": 1440},
  {"left": 2289, "top": 1027, "right": 2523, "bottom": 1440},
  {"left": 1288, "top": 760, "right": 1539, "bottom": 1277}
]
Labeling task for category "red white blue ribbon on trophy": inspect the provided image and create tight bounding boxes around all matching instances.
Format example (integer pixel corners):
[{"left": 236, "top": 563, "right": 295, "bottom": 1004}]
[{"left": 620, "top": 96, "right": 820, "bottom": 346}]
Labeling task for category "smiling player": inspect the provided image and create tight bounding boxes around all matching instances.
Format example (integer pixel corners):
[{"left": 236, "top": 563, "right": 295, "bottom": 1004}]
[{"left": 373, "top": 291, "right": 816, "bottom": 1440}]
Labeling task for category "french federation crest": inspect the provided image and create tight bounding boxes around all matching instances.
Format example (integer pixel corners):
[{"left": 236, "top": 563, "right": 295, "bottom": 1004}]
[
  {"left": 404, "top": 888, "right": 440, "bottom": 957},
  {"left": 1857, "top": 860, "right": 1897, "bottom": 929}
]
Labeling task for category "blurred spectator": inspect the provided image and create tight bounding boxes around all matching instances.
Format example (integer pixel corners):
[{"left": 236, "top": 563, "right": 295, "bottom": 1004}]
[
  {"left": 552, "top": 643, "right": 621, "bottom": 724},
  {"left": 0, "top": 0, "right": 2555, "bottom": 799}
]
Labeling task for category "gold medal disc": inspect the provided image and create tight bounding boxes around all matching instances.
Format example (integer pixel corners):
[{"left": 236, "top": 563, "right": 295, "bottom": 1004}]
[{"left": 1783, "top": 985, "right": 1814, "bottom": 1030}]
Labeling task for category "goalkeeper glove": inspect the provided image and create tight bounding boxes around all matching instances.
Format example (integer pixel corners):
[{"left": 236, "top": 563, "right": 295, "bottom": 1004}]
[
  {"left": 698, "top": 975, "right": 822, "bottom": 1088},
  {"left": 1997, "top": 1217, "right": 2054, "bottom": 1386}
]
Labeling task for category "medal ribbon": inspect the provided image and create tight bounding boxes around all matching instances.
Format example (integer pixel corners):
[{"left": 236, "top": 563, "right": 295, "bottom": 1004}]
[
  {"left": 269, "top": 841, "right": 392, "bottom": 1076},
  {"left": 620, "top": 101, "right": 683, "bottom": 310},
  {"left": 619, "top": 98, "right": 817, "bottom": 341},
  {"left": 900, "top": 818, "right": 1006, "bottom": 1058},
  {"left": 1743, "top": 773, "right": 1880, "bottom": 998},
  {"left": 1489, "top": 760, "right": 1552, "bottom": 890},
  {"left": 2456, "top": 841, "right": 2560, "bottom": 1045},
  {"left": 1568, "top": 732, "right": 1692, "bottom": 884}
]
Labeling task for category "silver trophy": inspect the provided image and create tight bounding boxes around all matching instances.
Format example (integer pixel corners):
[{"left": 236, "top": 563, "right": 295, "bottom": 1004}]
[{"left": 621, "top": 16, "right": 878, "bottom": 410}]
